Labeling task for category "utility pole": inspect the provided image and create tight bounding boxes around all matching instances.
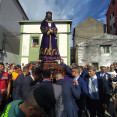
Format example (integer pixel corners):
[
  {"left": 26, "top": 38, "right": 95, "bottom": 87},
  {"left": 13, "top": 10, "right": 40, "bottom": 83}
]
[{"left": 2, "top": 33, "right": 6, "bottom": 53}]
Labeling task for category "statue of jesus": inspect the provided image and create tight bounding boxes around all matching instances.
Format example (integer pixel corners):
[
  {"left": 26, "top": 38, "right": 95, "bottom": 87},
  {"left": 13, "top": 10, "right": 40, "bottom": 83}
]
[{"left": 39, "top": 11, "right": 61, "bottom": 61}]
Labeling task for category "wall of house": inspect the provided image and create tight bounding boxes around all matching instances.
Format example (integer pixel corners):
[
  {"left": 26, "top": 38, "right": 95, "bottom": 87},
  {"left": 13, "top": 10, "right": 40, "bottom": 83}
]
[
  {"left": 106, "top": 0, "right": 117, "bottom": 35},
  {"left": 0, "top": 0, "right": 28, "bottom": 64},
  {"left": 73, "top": 17, "right": 106, "bottom": 46},
  {"left": 0, "top": 0, "right": 27, "bottom": 33},
  {"left": 76, "top": 34, "right": 117, "bottom": 67},
  {"left": 56, "top": 23, "right": 70, "bottom": 65}
]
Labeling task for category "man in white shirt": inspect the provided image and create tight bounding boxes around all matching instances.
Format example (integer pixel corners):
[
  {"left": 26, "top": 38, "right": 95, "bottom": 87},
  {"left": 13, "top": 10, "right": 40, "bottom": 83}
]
[{"left": 108, "top": 65, "right": 117, "bottom": 78}]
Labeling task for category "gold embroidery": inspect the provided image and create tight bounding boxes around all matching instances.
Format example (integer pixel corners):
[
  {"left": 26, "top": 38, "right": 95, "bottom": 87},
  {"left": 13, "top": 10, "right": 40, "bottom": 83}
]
[
  {"left": 40, "top": 48, "right": 44, "bottom": 54},
  {"left": 40, "top": 48, "right": 60, "bottom": 56},
  {"left": 51, "top": 27, "right": 57, "bottom": 34},
  {"left": 41, "top": 26, "right": 49, "bottom": 33},
  {"left": 52, "top": 49, "right": 56, "bottom": 55},
  {"left": 47, "top": 49, "right": 51, "bottom": 55},
  {"left": 55, "top": 51, "right": 58, "bottom": 55},
  {"left": 44, "top": 48, "right": 48, "bottom": 55},
  {"left": 46, "top": 20, "right": 53, "bottom": 23},
  {"left": 40, "top": 56, "right": 60, "bottom": 60},
  {"left": 49, "top": 35, "right": 52, "bottom": 53}
]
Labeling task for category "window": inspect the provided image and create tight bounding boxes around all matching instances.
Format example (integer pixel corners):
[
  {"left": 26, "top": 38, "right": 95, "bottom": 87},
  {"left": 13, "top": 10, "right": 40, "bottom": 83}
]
[
  {"left": 113, "top": 23, "right": 115, "bottom": 28},
  {"left": 101, "top": 45, "right": 111, "bottom": 54},
  {"left": 110, "top": 15, "right": 111, "bottom": 20},
  {"left": 112, "top": 12, "right": 114, "bottom": 17},
  {"left": 31, "top": 37, "right": 39, "bottom": 47},
  {"left": 112, "top": 0, "right": 115, "bottom": 5},
  {"left": 110, "top": 26, "right": 112, "bottom": 31}
]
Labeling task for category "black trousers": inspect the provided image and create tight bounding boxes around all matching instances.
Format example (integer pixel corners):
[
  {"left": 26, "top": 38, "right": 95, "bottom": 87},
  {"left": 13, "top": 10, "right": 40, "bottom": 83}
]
[
  {"left": 0, "top": 94, "right": 8, "bottom": 112},
  {"left": 87, "top": 99, "right": 105, "bottom": 117},
  {"left": 76, "top": 96, "right": 89, "bottom": 117}
]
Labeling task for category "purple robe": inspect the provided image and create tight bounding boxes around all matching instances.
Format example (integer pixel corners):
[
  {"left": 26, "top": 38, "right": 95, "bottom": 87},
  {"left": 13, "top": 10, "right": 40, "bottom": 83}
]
[
  {"left": 64, "top": 75, "right": 73, "bottom": 81},
  {"left": 39, "top": 20, "right": 61, "bottom": 61}
]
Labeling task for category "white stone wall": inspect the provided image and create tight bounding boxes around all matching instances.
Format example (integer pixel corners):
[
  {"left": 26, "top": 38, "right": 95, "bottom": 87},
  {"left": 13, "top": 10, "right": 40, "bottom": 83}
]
[
  {"left": 77, "top": 42, "right": 88, "bottom": 66},
  {"left": 77, "top": 34, "right": 117, "bottom": 67}
]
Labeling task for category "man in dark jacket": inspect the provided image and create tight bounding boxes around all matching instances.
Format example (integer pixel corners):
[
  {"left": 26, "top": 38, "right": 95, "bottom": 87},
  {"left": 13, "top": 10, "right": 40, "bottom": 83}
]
[
  {"left": 72, "top": 67, "right": 89, "bottom": 117},
  {"left": 22, "top": 66, "right": 41, "bottom": 99},
  {"left": 96, "top": 66, "right": 112, "bottom": 90},
  {"left": 80, "top": 62, "right": 92, "bottom": 80},
  {"left": 85, "top": 65, "right": 111, "bottom": 117},
  {"left": 34, "top": 69, "right": 63, "bottom": 117},
  {"left": 14, "top": 66, "right": 29, "bottom": 100},
  {"left": 55, "top": 72, "right": 81, "bottom": 117}
]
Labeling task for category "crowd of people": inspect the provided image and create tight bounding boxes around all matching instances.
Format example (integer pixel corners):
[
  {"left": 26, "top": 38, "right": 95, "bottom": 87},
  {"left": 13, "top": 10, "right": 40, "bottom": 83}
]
[{"left": 0, "top": 60, "right": 117, "bottom": 117}]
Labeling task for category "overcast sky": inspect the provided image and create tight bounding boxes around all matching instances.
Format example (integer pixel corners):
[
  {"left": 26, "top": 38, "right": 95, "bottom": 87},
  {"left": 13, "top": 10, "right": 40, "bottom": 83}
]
[{"left": 19, "top": 0, "right": 111, "bottom": 46}]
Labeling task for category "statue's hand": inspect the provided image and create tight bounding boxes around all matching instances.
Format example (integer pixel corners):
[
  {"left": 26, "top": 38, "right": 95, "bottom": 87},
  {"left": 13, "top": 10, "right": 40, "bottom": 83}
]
[
  {"left": 47, "top": 31, "right": 50, "bottom": 35},
  {"left": 49, "top": 29, "right": 53, "bottom": 33}
]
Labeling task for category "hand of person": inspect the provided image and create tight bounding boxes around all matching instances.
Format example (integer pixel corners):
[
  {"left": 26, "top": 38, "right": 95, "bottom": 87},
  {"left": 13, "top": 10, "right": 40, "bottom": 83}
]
[
  {"left": 103, "top": 104, "right": 107, "bottom": 109},
  {"left": 60, "top": 59, "right": 64, "bottom": 63},
  {"left": 73, "top": 81, "right": 79, "bottom": 85}
]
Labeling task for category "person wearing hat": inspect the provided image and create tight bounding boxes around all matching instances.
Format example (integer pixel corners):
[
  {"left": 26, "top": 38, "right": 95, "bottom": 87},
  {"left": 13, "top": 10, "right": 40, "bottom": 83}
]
[
  {"left": 1, "top": 85, "right": 56, "bottom": 117},
  {"left": 39, "top": 11, "right": 61, "bottom": 61}
]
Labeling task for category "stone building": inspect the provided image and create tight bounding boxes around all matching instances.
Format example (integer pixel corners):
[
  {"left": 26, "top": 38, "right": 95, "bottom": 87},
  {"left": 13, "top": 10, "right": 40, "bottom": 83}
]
[
  {"left": 0, "top": 0, "right": 28, "bottom": 63},
  {"left": 72, "top": 17, "right": 106, "bottom": 46},
  {"left": 76, "top": 33, "right": 117, "bottom": 67},
  {"left": 18, "top": 20, "right": 72, "bottom": 66}
]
